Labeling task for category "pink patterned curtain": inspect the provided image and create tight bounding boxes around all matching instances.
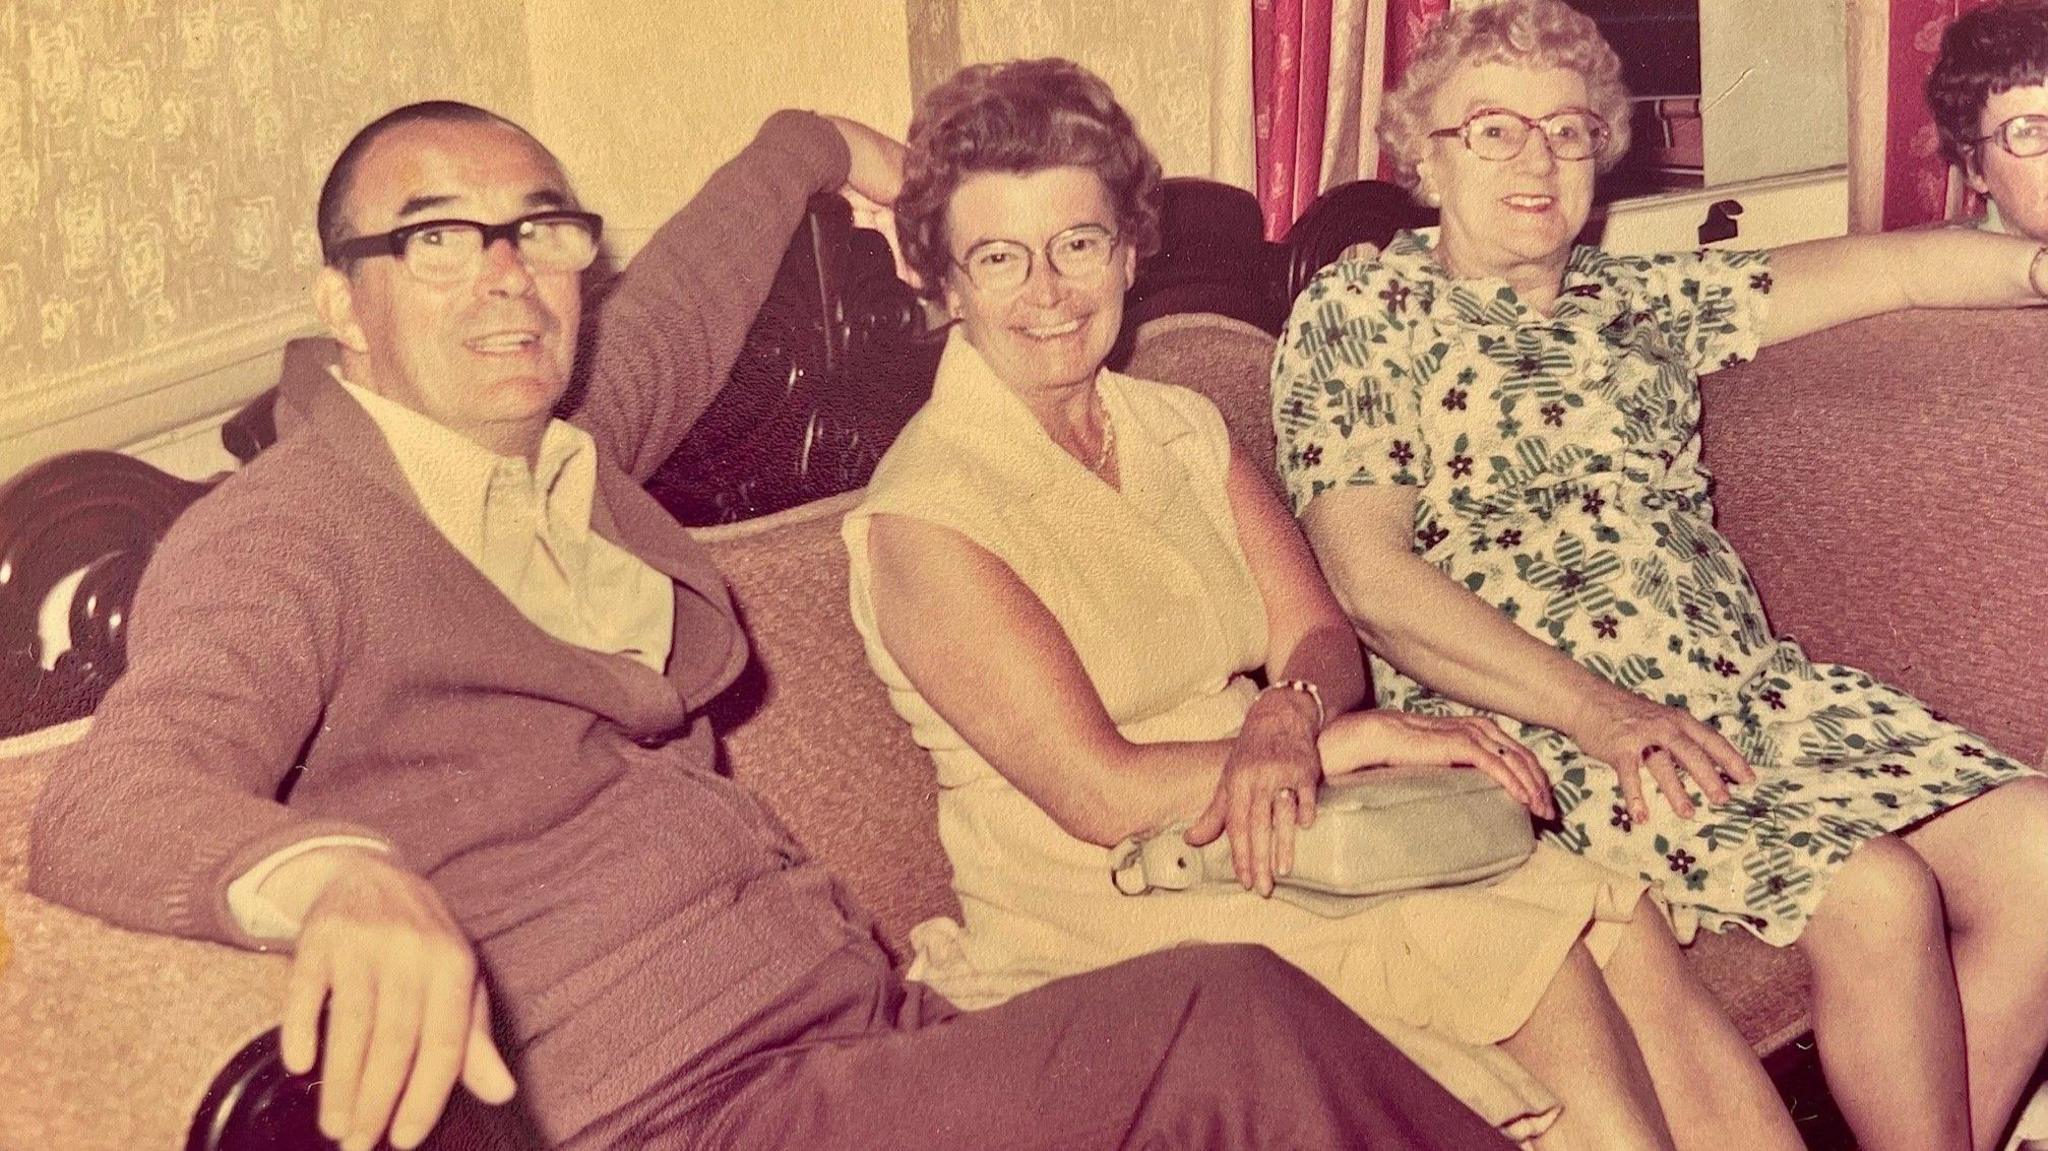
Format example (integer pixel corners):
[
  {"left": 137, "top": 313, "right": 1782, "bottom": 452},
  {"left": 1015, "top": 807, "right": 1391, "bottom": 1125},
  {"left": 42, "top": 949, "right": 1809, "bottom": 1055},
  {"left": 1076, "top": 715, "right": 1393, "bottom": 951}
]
[
  {"left": 1253, "top": 0, "right": 1450, "bottom": 240},
  {"left": 1379, "top": 0, "right": 1453, "bottom": 183},
  {"left": 1849, "top": 0, "right": 1994, "bottom": 231}
]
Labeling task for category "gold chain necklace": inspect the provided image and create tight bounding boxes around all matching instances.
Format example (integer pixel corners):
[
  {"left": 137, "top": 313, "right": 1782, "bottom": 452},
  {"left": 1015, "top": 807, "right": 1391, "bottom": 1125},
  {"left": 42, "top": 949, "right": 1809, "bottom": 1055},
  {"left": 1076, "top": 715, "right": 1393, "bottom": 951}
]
[{"left": 1091, "top": 389, "right": 1116, "bottom": 474}]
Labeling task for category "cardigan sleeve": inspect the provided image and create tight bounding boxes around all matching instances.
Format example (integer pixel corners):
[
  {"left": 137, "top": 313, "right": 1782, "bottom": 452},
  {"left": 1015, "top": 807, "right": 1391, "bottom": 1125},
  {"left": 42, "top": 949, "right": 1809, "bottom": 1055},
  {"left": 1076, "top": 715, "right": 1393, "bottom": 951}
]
[
  {"left": 571, "top": 110, "right": 852, "bottom": 481},
  {"left": 26, "top": 472, "right": 389, "bottom": 949}
]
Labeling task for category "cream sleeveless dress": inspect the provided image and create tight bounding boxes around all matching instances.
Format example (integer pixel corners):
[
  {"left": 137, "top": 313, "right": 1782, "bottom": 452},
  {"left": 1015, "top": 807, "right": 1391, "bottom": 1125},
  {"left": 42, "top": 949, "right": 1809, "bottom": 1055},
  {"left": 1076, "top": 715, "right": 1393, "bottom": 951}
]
[{"left": 844, "top": 331, "right": 1660, "bottom": 1141}]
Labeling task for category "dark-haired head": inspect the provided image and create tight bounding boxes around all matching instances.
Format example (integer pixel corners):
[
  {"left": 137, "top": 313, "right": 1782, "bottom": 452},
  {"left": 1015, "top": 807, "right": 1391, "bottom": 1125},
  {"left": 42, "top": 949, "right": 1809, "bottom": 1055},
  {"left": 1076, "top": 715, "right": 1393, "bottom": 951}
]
[
  {"left": 317, "top": 101, "right": 550, "bottom": 266},
  {"left": 1928, "top": 0, "right": 2048, "bottom": 170},
  {"left": 895, "top": 58, "right": 1162, "bottom": 301}
]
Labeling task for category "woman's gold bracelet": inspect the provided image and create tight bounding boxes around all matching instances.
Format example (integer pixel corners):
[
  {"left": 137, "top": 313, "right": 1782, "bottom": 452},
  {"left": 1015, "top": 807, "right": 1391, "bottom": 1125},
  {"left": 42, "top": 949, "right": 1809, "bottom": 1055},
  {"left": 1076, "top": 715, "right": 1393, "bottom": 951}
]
[{"left": 2029, "top": 244, "right": 2048, "bottom": 300}]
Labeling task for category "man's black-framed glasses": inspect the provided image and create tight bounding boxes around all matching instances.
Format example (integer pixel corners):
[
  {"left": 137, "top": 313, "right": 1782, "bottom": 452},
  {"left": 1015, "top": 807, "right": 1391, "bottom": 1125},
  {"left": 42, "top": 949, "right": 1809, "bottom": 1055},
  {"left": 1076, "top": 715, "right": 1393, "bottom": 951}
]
[
  {"left": 1428, "top": 108, "right": 1610, "bottom": 163},
  {"left": 1970, "top": 114, "right": 2048, "bottom": 160},
  {"left": 955, "top": 224, "right": 1120, "bottom": 293},
  {"left": 331, "top": 210, "right": 605, "bottom": 282}
]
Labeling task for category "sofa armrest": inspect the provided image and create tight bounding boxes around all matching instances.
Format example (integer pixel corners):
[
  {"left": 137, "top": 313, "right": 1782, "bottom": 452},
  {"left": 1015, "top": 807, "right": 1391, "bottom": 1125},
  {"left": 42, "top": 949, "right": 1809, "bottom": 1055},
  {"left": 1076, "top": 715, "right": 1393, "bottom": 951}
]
[
  {"left": 1699, "top": 307, "right": 2048, "bottom": 765},
  {"left": 2, "top": 731, "right": 289, "bottom": 1150}
]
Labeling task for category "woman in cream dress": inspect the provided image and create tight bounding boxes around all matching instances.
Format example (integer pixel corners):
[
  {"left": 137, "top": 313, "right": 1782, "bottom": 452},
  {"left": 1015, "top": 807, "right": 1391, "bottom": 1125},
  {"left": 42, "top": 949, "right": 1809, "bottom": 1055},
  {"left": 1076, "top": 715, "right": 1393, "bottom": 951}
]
[{"left": 842, "top": 58, "right": 1800, "bottom": 1150}]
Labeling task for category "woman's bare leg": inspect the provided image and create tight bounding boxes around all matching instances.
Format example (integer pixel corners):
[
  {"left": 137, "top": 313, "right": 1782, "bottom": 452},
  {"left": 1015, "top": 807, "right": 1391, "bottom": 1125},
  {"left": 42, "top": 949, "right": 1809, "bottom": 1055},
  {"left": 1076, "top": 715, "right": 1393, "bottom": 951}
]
[
  {"left": 1796, "top": 833, "right": 1970, "bottom": 1151},
  {"left": 1597, "top": 899, "right": 1804, "bottom": 1150},
  {"left": 1904, "top": 776, "right": 2048, "bottom": 1151},
  {"left": 1501, "top": 941, "right": 1677, "bottom": 1151}
]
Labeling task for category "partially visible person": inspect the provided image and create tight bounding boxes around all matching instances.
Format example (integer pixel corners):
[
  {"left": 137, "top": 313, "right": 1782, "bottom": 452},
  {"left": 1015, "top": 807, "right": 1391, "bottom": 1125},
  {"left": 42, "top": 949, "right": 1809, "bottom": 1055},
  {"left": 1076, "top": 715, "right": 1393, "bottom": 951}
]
[
  {"left": 27, "top": 100, "right": 1525, "bottom": 1151},
  {"left": 1275, "top": 3, "right": 2048, "bottom": 1150},
  {"left": 847, "top": 56, "right": 1804, "bottom": 1151},
  {"left": 1929, "top": 0, "right": 2048, "bottom": 240}
]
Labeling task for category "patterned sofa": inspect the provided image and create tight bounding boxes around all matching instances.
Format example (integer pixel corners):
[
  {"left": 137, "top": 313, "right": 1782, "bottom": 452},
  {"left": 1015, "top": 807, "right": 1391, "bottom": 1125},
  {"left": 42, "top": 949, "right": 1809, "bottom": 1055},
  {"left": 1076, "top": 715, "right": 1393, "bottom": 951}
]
[{"left": 3, "top": 180, "right": 2044, "bottom": 1149}]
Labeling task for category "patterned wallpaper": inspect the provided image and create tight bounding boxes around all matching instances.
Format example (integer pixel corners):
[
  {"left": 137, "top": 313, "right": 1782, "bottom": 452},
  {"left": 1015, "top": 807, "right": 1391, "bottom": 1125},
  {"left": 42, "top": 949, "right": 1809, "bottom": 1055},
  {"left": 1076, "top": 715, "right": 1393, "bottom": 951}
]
[{"left": 0, "top": 0, "right": 532, "bottom": 400}]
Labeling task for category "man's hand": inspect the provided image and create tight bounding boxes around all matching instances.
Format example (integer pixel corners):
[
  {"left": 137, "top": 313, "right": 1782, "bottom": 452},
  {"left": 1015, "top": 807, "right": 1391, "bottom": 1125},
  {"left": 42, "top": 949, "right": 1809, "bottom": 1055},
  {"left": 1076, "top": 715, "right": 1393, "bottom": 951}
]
[
  {"left": 824, "top": 116, "right": 910, "bottom": 283},
  {"left": 267, "top": 849, "right": 515, "bottom": 1151},
  {"left": 822, "top": 115, "right": 905, "bottom": 207}
]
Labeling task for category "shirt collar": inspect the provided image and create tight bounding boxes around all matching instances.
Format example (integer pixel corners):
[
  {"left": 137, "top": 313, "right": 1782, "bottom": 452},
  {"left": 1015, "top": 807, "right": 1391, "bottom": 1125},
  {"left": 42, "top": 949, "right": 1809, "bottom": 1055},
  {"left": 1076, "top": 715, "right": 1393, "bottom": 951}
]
[
  {"left": 923, "top": 327, "right": 1075, "bottom": 451},
  {"left": 920, "top": 326, "right": 1187, "bottom": 518},
  {"left": 334, "top": 369, "right": 598, "bottom": 558},
  {"left": 1382, "top": 227, "right": 1624, "bottom": 331}
]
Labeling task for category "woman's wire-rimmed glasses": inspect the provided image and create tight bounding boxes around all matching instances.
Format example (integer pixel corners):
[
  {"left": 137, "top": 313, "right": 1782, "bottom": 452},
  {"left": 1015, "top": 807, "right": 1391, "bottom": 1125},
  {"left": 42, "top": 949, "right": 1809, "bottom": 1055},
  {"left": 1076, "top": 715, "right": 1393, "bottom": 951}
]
[
  {"left": 1427, "top": 108, "right": 1610, "bottom": 163},
  {"left": 1970, "top": 114, "right": 2048, "bottom": 160},
  {"left": 954, "top": 224, "right": 1120, "bottom": 293},
  {"left": 331, "top": 210, "right": 605, "bottom": 282}
]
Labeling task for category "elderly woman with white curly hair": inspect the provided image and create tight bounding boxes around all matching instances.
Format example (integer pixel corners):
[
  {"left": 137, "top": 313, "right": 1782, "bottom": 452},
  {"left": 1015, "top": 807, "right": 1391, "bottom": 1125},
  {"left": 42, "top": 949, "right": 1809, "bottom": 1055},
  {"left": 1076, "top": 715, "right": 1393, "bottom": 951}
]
[{"left": 1274, "top": 3, "right": 2048, "bottom": 1149}]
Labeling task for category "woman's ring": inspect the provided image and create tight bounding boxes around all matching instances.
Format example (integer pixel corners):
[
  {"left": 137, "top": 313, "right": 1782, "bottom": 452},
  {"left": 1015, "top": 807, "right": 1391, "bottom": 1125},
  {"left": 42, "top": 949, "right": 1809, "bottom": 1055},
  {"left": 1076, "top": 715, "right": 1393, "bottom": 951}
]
[
  {"left": 1275, "top": 787, "right": 1297, "bottom": 805},
  {"left": 1640, "top": 744, "right": 1665, "bottom": 761}
]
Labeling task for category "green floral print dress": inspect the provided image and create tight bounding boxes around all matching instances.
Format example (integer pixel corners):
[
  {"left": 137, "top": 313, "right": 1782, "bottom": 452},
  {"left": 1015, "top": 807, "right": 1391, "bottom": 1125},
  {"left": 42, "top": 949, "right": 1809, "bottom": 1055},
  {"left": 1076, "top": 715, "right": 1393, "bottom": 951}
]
[{"left": 1272, "top": 228, "right": 2032, "bottom": 945}]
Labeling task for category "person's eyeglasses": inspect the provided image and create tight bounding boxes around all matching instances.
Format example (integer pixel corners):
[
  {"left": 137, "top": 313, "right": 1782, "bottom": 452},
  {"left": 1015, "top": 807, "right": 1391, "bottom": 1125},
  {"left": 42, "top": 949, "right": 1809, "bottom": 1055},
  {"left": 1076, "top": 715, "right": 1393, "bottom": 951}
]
[
  {"left": 331, "top": 210, "right": 604, "bottom": 283},
  {"left": 1427, "top": 108, "right": 1610, "bottom": 163},
  {"left": 1970, "top": 114, "right": 2048, "bottom": 160},
  {"left": 954, "top": 224, "right": 1121, "bottom": 294}
]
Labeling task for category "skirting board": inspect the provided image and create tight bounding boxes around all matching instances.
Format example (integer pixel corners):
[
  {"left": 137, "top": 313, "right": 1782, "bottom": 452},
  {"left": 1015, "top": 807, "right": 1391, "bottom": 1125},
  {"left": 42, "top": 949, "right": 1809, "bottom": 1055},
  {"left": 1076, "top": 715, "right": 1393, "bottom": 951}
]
[{"left": 0, "top": 302, "right": 321, "bottom": 483}]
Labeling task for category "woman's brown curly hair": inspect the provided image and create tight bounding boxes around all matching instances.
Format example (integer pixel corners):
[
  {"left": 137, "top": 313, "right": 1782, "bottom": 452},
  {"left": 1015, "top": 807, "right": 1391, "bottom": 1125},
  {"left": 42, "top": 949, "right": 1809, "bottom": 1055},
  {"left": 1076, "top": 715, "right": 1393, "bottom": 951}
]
[
  {"left": 1927, "top": 0, "right": 2048, "bottom": 170},
  {"left": 896, "top": 58, "right": 1162, "bottom": 301},
  {"left": 1379, "top": 0, "right": 1633, "bottom": 197}
]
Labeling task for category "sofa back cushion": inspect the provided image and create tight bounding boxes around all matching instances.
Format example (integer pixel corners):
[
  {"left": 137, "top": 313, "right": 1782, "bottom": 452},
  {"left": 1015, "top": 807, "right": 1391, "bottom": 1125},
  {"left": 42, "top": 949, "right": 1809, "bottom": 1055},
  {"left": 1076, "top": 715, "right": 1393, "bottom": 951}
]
[
  {"left": 693, "top": 493, "right": 958, "bottom": 960},
  {"left": 1125, "top": 312, "right": 1283, "bottom": 484},
  {"left": 1701, "top": 306, "right": 2048, "bottom": 764}
]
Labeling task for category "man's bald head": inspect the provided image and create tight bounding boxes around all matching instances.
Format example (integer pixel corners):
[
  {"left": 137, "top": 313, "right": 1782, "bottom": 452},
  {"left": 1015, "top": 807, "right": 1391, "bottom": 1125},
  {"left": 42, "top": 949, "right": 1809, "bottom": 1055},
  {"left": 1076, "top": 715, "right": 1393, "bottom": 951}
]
[{"left": 318, "top": 101, "right": 559, "bottom": 266}]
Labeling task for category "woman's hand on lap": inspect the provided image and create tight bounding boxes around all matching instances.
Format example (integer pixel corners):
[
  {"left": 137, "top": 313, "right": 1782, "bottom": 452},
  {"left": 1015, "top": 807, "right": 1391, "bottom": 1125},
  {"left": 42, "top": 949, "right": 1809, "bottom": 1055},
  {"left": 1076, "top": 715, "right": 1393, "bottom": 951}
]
[
  {"left": 1566, "top": 690, "right": 1753, "bottom": 821},
  {"left": 1319, "top": 711, "right": 1554, "bottom": 818},
  {"left": 1185, "top": 689, "right": 1323, "bottom": 897}
]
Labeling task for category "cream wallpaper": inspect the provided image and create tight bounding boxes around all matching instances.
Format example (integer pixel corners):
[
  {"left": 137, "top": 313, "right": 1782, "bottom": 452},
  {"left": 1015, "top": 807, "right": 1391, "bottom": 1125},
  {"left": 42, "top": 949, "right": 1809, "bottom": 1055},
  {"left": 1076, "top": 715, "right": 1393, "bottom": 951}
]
[
  {"left": 0, "top": 0, "right": 533, "bottom": 405},
  {"left": 946, "top": 0, "right": 1247, "bottom": 183},
  {"left": 525, "top": 0, "right": 915, "bottom": 240}
]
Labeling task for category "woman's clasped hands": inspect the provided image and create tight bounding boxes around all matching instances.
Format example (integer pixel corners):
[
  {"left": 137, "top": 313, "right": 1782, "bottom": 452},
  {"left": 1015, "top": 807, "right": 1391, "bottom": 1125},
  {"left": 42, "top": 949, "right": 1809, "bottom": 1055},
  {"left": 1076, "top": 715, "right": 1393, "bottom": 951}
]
[{"left": 1186, "top": 694, "right": 1557, "bottom": 898}]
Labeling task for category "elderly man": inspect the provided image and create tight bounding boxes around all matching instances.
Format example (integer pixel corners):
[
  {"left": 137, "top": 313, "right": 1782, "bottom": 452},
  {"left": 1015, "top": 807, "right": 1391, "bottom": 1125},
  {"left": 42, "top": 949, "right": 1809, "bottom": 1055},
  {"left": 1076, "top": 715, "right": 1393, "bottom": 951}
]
[
  {"left": 27, "top": 102, "right": 1511, "bottom": 1151},
  {"left": 1929, "top": 0, "right": 2048, "bottom": 241}
]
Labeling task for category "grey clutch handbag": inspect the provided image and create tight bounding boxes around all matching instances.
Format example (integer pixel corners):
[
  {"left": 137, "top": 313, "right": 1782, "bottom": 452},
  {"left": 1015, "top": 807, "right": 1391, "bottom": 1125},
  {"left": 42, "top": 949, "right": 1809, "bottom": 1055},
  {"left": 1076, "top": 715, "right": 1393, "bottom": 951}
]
[{"left": 1108, "top": 767, "right": 1537, "bottom": 917}]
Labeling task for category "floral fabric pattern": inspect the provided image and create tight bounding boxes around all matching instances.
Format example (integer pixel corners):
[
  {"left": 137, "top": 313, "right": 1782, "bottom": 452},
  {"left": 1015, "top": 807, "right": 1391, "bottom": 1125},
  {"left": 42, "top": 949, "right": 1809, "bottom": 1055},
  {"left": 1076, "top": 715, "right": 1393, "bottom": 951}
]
[{"left": 1272, "top": 229, "right": 2031, "bottom": 945}]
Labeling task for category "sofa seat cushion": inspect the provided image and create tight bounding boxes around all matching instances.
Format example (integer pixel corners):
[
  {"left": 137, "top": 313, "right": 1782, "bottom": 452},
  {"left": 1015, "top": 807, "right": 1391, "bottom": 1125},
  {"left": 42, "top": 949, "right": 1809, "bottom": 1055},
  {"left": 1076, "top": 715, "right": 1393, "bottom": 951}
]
[{"left": 1682, "top": 927, "right": 1812, "bottom": 1057}]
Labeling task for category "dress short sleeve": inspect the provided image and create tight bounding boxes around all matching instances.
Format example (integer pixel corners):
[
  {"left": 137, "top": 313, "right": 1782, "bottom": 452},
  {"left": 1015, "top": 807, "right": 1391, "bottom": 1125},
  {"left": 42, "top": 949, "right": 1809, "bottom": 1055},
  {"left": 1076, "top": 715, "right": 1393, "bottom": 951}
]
[
  {"left": 1270, "top": 259, "right": 1431, "bottom": 517},
  {"left": 1636, "top": 248, "right": 1773, "bottom": 375}
]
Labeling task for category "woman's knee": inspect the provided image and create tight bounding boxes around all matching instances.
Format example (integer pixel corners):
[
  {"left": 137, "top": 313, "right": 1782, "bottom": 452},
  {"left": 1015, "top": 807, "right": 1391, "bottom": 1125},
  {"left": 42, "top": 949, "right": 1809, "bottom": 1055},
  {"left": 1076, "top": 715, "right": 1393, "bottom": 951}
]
[
  {"left": 1804, "top": 835, "right": 1944, "bottom": 955},
  {"left": 1620, "top": 895, "right": 1680, "bottom": 957},
  {"left": 1919, "top": 777, "right": 2048, "bottom": 941}
]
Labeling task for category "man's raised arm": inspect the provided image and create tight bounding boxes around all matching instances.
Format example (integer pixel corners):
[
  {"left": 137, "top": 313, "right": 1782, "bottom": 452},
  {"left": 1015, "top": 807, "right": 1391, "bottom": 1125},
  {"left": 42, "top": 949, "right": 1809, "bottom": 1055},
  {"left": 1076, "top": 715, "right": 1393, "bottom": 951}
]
[{"left": 571, "top": 111, "right": 903, "bottom": 479}]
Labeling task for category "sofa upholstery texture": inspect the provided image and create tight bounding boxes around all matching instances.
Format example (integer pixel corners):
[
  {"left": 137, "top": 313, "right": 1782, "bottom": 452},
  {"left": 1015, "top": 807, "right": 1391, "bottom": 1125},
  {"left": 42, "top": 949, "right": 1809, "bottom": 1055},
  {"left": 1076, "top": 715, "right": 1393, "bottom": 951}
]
[{"left": 3, "top": 304, "right": 2044, "bottom": 1149}]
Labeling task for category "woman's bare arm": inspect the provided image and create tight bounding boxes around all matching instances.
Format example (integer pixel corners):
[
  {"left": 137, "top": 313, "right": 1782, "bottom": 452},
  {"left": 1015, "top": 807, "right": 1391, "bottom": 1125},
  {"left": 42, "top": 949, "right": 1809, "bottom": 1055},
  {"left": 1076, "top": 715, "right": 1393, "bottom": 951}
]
[
  {"left": 865, "top": 511, "right": 1233, "bottom": 842},
  {"left": 1763, "top": 228, "right": 2045, "bottom": 348},
  {"left": 1302, "top": 484, "right": 1750, "bottom": 820}
]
